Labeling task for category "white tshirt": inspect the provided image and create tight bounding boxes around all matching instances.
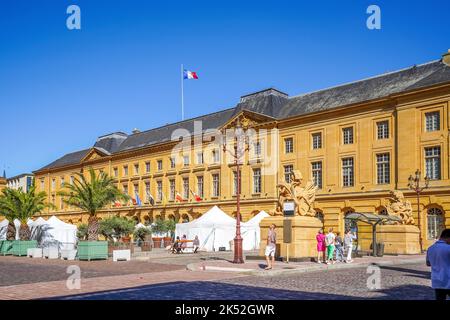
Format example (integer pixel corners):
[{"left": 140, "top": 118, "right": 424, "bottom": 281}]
[
  {"left": 326, "top": 233, "right": 336, "bottom": 246},
  {"left": 426, "top": 240, "right": 450, "bottom": 289}
]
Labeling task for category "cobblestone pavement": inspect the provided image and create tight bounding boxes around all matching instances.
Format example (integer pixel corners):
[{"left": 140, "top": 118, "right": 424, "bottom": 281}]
[
  {"left": 54, "top": 263, "right": 433, "bottom": 300},
  {"left": 0, "top": 256, "right": 184, "bottom": 287}
]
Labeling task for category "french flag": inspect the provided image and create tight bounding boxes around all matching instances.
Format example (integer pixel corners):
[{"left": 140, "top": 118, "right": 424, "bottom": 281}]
[{"left": 183, "top": 69, "right": 199, "bottom": 80}]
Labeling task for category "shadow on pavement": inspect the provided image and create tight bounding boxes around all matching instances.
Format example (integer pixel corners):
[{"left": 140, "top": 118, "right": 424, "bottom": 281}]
[{"left": 45, "top": 281, "right": 434, "bottom": 301}]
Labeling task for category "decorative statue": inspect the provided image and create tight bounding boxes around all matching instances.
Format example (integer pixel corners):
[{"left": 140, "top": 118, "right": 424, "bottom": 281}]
[
  {"left": 275, "top": 170, "right": 318, "bottom": 216},
  {"left": 386, "top": 190, "right": 414, "bottom": 225}
]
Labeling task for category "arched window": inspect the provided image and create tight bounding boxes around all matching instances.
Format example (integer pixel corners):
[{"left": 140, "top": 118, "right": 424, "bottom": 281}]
[
  {"left": 378, "top": 207, "right": 388, "bottom": 215},
  {"left": 315, "top": 211, "right": 324, "bottom": 223},
  {"left": 427, "top": 208, "right": 445, "bottom": 240},
  {"left": 344, "top": 209, "right": 357, "bottom": 233},
  {"left": 168, "top": 214, "right": 176, "bottom": 221},
  {"left": 182, "top": 214, "right": 190, "bottom": 223}
]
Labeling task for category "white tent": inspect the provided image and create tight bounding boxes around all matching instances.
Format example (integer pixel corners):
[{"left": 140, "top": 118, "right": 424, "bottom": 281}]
[
  {"left": 45, "top": 216, "right": 78, "bottom": 250},
  {"left": 135, "top": 223, "right": 150, "bottom": 229},
  {"left": 241, "top": 211, "right": 270, "bottom": 251},
  {"left": 0, "top": 219, "right": 8, "bottom": 240},
  {"left": 175, "top": 206, "right": 263, "bottom": 252},
  {"left": 175, "top": 206, "right": 238, "bottom": 251}
]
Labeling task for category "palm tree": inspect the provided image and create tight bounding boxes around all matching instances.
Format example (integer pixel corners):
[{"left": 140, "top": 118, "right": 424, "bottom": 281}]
[
  {"left": 0, "top": 186, "right": 52, "bottom": 240},
  {"left": 58, "top": 168, "right": 129, "bottom": 241}
]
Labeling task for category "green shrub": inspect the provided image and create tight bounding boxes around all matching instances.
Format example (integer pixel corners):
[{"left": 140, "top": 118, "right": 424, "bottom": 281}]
[
  {"left": 99, "top": 216, "right": 135, "bottom": 242},
  {"left": 77, "top": 223, "right": 88, "bottom": 240},
  {"left": 133, "top": 227, "right": 151, "bottom": 241}
]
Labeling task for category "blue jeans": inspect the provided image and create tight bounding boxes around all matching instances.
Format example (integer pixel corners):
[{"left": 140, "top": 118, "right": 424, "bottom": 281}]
[{"left": 335, "top": 245, "right": 344, "bottom": 261}]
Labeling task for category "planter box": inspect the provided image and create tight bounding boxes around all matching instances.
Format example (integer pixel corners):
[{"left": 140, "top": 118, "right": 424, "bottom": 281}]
[
  {"left": 27, "top": 248, "right": 43, "bottom": 258},
  {"left": 113, "top": 249, "right": 131, "bottom": 262},
  {"left": 12, "top": 240, "right": 38, "bottom": 257},
  {"left": 0, "top": 240, "right": 14, "bottom": 256},
  {"left": 61, "top": 249, "right": 77, "bottom": 261},
  {"left": 77, "top": 241, "right": 108, "bottom": 261},
  {"left": 43, "top": 247, "right": 59, "bottom": 259}
]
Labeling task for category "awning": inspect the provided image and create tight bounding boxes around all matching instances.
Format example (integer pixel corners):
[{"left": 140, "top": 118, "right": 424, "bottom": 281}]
[{"left": 344, "top": 212, "right": 402, "bottom": 224}]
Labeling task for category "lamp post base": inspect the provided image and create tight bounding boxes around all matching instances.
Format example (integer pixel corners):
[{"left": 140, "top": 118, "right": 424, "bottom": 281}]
[{"left": 233, "top": 237, "right": 244, "bottom": 264}]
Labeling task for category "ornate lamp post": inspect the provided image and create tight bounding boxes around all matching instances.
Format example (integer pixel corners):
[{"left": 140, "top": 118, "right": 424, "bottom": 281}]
[
  {"left": 223, "top": 119, "right": 249, "bottom": 264},
  {"left": 407, "top": 169, "right": 430, "bottom": 253}
]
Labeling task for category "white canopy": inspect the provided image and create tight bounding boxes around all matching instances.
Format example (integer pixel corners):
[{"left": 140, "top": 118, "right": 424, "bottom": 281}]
[
  {"left": 175, "top": 206, "right": 265, "bottom": 252},
  {"left": 0, "top": 219, "right": 8, "bottom": 240},
  {"left": 45, "top": 216, "right": 78, "bottom": 250},
  {"left": 240, "top": 211, "right": 270, "bottom": 251},
  {"left": 135, "top": 223, "right": 150, "bottom": 229}
]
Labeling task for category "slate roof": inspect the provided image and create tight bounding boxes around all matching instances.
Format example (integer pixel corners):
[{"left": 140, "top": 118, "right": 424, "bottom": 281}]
[{"left": 35, "top": 58, "right": 450, "bottom": 172}]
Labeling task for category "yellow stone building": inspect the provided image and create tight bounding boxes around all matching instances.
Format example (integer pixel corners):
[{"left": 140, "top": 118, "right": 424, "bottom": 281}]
[{"left": 33, "top": 52, "right": 450, "bottom": 250}]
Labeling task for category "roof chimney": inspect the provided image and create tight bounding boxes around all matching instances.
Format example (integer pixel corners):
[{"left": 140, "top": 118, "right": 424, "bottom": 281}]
[
  {"left": 443, "top": 49, "right": 450, "bottom": 67},
  {"left": 132, "top": 128, "right": 141, "bottom": 134}
]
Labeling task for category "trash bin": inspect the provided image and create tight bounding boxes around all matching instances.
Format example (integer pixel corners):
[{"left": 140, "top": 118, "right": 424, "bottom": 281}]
[{"left": 376, "top": 243, "right": 385, "bottom": 257}]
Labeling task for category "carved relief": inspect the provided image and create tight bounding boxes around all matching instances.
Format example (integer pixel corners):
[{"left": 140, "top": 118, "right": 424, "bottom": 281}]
[
  {"left": 386, "top": 190, "right": 414, "bottom": 225},
  {"left": 274, "top": 170, "right": 318, "bottom": 217}
]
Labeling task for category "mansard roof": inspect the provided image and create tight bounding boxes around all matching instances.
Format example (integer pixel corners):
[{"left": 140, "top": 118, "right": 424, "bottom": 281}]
[{"left": 35, "top": 58, "right": 450, "bottom": 172}]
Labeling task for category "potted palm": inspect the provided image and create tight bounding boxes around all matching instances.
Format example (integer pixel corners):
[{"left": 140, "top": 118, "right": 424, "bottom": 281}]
[
  {"left": 151, "top": 218, "right": 167, "bottom": 248},
  {"left": 58, "top": 168, "right": 129, "bottom": 261},
  {"left": 0, "top": 186, "right": 53, "bottom": 256}
]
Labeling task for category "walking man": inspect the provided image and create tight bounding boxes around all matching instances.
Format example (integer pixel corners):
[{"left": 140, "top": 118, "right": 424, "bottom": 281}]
[
  {"left": 426, "top": 228, "right": 450, "bottom": 300},
  {"left": 265, "top": 224, "right": 277, "bottom": 270}
]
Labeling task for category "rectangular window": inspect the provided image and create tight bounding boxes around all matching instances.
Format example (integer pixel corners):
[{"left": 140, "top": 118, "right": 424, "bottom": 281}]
[
  {"left": 169, "top": 179, "right": 175, "bottom": 200},
  {"left": 253, "top": 168, "right": 262, "bottom": 194},
  {"left": 70, "top": 176, "right": 74, "bottom": 185},
  {"left": 145, "top": 182, "right": 151, "bottom": 201},
  {"left": 157, "top": 160, "right": 163, "bottom": 171},
  {"left": 183, "top": 155, "right": 190, "bottom": 167},
  {"left": 145, "top": 162, "right": 151, "bottom": 173},
  {"left": 376, "top": 153, "right": 390, "bottom": 184},
  {"left": 134, "top": 163, "right": 140, "bottom": 175},
  {"left": 197, "top": 152, "right": 204, "bottom": 165},
  {"left": 343, "top": 127, "right": 354, "bottom": 145},
  {"left": 233, "top": 171, "right": 241, "bottom": 195},
  {"left": 183, "top": 177, "right": 189, "bottom": 199},
  {"left": 284, "top": 165, "right": 294, "bottom": 183},
  {"left": 123, "top": 184, "right": 128, "bottom": 195},
  {"left": 212, "top": 149, "right": 220, "bottom": 163},
  {"left": 197, "top": 176, "right": 204, "bottom": 198},
  {"left": 425, "top": 147, "right": 441, "bottom": 180},
  {"left": 170, "top": 157, "right": 176, "bottom": 169},
  {"left": 212, "top": 174, "right": 220, "bottom": 197},
  {"left": 51, "top": 179, "right": 56, "bottom": 191},
  {"left": 377, "top": 121, "right": 389, "bottom": 139},
  {"left": 342, "top": 157, "right": 354, "bottom": 187},
  {"left": 312, "top": 161, "right": 323, "bottom": 189},
  {"left": 284, "top": 138, "right": 294, "bottom": 154},
  {"left": 254, "top": 141, "right": 261, "bottom": 156},
  {"left": 60, "top": 197, "right": 64, "bottom": 210},
  {"left": 157, "top": 181, "right": 163, "bottom": 201},
  {"left": 123, "top": 165, "right": 129, "bottom": 176},
  {"left": 60, "top": 177, "right": 65, "bottom": 188},
  {"left": 425, "top": 112, "right": 440, "bottom": 132},
  {"left": 113, "top": 167, "right": 118, "bottom": 178},
  {"left": 312, "top": 133, "right": 322, "bottom": 149},
  {"left": 40, "top": 179, "right": 45, "bottom": 190}
]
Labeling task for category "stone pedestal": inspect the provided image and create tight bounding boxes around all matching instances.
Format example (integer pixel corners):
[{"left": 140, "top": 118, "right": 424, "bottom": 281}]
[
  {"left": 259, "top": 216, "right": 323, "bottom": 260},
  {"left": 376, "top": 225, "right": 420, "bottom": 255}
]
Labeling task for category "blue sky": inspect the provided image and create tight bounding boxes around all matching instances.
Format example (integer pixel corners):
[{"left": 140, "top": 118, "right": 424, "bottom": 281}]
[{"left": 0, "top": 0, "right": 449, "bottom": 177}]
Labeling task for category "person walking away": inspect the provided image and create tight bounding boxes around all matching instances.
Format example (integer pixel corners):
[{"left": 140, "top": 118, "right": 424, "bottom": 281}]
[
  {"left": 325, "top": 228, "right": 336, "bottom": 265},
  {"left": 193, "top": 235, "right": 200, "bottom": 253},
  {"left": 344, "top": 229, "right": 356, "bottom": 263},
  {"left": 316, "top": 229, "right": 326, "bottom": 263},
  {"left": 265, "top": 224, "right": 277, "bottom": 270},
  {"left": 426, "top": 229, "right": 450, "bottom": 300},
  {"left": 335, "top": 232, "right": 344, "bottom": 263}
]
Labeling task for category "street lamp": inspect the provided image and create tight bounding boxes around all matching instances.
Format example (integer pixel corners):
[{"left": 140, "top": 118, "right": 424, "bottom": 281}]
[
  {"left": 222, "top": 119, "right": 249, "bottom": 264},
  {"left": 407, "top": 169, "right": 430, "bottom": 253}
]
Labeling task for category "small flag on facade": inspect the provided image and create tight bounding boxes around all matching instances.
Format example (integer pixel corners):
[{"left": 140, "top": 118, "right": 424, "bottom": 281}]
[
  {"left": 183, "top": 69, "right": 199, "bottom": 80},
  {"left": 175, "top": 192, "right": 185, "bottom": 202},
  {"left": 147, "top": 192, "right": 155, "bottom": 206},
  {"left": 190, "top": 189, "right": 202, "bottom": 202},
  {"left": 113, "top": 201, "right": 122, "bottom": 208},
  {"left": 135, "top": 193, "right": 142, "bottom": 206}
]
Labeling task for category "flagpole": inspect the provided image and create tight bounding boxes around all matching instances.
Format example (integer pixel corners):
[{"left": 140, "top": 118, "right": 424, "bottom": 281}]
[{"left": 181, "top": 64, "right": 184, "bottom": 121}]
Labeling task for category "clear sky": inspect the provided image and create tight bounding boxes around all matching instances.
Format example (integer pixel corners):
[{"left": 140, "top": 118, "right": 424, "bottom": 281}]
[{"left": 0, "top": 0, "right": 449, "bottom": 177}]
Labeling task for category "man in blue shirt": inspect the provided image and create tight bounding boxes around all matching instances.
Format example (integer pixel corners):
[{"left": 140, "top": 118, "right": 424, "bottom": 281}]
[{"left": 426, "top": 229, "right": 450, "bottom": 300}]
